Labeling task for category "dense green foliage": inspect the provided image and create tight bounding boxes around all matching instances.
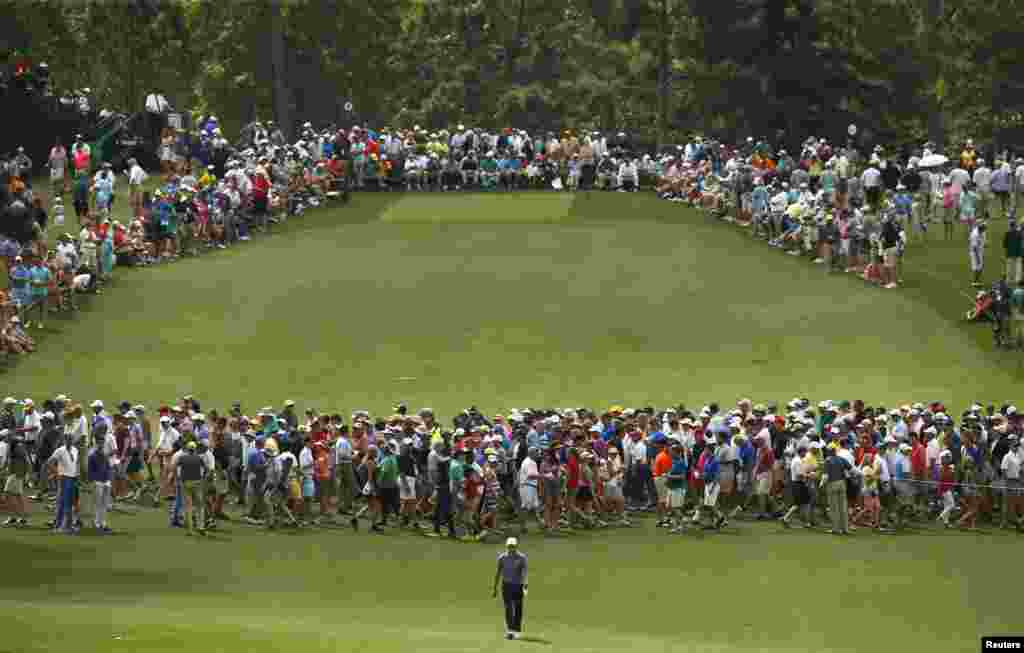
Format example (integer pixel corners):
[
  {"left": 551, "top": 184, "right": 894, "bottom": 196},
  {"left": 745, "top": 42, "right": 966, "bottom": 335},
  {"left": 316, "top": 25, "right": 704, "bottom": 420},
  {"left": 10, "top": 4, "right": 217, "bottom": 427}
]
[{"left": 3, "top": 0, "right": 1024, "bottom": 149}]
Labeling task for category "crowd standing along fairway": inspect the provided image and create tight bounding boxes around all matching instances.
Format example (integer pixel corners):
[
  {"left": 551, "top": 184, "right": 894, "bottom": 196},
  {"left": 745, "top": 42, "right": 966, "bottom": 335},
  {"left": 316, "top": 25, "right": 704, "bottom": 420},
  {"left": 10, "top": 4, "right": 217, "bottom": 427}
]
[{"left": 2, "top": 124, "right": 1024, "bottom": 653}]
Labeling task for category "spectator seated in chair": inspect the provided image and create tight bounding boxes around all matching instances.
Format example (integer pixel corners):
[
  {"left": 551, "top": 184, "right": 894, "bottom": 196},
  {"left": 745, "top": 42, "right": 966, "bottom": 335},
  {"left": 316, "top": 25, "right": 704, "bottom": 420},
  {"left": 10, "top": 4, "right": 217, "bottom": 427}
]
[
  {"left": 2, "top": 315, "right": 34, "bottom": 354},
  {"left": 461, "top": 153, "right": 479, "bottom": 188},
  {"left": 618, "top": 158, "right": 639, "bottom": 192}
]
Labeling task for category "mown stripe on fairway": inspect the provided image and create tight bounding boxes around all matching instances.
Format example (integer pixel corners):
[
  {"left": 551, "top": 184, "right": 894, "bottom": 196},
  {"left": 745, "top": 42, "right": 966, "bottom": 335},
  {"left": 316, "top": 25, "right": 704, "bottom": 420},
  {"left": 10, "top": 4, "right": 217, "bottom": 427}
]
[
  {"left": 2, "top": 192, "right": 1020, "bottom": 417},
  {"left": 379, "top": 192, "right": 575, "bottom": 223}
]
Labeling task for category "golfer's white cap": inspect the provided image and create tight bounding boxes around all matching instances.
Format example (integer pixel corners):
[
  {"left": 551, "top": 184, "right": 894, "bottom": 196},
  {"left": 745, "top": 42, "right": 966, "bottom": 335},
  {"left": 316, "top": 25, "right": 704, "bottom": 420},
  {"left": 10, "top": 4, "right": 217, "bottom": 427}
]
[{"left": 506, "top": 537, "right": 518, "bottom": 547}]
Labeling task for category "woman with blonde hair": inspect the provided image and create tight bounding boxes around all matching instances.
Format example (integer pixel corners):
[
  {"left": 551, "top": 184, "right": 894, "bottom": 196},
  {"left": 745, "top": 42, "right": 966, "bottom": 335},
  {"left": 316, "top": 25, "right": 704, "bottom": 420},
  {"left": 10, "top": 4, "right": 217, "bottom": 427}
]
[
  {"left": 538, "top": 446, "right": 561, "bottom": 532},
  {"left": 858, "top": 451, "right": 881, "bottom": 528}
]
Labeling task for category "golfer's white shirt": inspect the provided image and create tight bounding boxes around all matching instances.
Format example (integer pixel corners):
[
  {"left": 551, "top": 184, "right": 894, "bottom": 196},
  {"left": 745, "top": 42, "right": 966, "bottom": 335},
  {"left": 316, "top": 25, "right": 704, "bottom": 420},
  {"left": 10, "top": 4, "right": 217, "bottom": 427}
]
[
  {"left": 1001, "top": 450, "right": 1021, "bottom": 480},
  {"left": 1015, "top": 165, "right": 1024, "bottom": 189}
]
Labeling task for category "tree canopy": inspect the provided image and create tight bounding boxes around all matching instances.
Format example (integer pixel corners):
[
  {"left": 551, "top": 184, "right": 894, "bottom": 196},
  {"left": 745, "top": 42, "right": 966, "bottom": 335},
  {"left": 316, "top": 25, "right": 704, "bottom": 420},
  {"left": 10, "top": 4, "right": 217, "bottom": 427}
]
[{"left": 3, "top": 0, "right": 1023, "bottom": 152}]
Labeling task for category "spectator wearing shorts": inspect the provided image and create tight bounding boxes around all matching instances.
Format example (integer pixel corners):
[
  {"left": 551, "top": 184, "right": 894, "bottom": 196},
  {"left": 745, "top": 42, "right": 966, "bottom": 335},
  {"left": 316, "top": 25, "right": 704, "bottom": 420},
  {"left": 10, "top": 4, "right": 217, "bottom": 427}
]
[
  {"left": 941, "top": 178, "right": 958, "bottom": 241},
  {"left": 665, "top": 442, "right": 688, "bottom": 532},
  {"left": 651, "top": 439, "right": 671, "bottom": 527}
]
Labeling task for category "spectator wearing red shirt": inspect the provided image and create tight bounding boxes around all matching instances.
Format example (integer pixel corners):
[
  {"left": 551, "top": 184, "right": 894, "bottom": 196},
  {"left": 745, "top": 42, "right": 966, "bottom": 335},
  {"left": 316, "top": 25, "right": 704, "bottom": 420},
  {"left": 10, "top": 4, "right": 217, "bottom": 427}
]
[
  {"left": 752, "top": 436, "right": 776, "bottom": 518},
  {"left": 251, "top": 169, "right": 271, "bottom": 230},
  {"left": 565, "top": 446, "right": 580, "bottom": 526},
  {"left": 910, "top": 434, "right": 928, "bottom": 516},
  {"left": 313, "top": 442, "right": 332, "bottom": 518},
  {"left": 691, "top": 446, "right": 709, "bottom": 495},
  {"left": 854, "top": 429, "right": 877, "bottom": 466}
]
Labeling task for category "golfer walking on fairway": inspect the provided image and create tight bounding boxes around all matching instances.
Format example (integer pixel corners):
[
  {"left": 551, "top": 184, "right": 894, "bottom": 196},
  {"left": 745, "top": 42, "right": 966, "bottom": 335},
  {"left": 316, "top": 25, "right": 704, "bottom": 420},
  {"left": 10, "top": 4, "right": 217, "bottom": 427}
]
[{"left": 493, "top": 536, "right": 528, "bottom": 640}]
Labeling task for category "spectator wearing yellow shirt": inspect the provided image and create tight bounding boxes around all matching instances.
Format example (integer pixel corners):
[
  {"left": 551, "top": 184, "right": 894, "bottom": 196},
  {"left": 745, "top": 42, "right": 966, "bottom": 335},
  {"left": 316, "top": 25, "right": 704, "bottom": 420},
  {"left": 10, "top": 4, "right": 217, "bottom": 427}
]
[{"left": 960, "top": 140, "right": 978, "bottom": 174}]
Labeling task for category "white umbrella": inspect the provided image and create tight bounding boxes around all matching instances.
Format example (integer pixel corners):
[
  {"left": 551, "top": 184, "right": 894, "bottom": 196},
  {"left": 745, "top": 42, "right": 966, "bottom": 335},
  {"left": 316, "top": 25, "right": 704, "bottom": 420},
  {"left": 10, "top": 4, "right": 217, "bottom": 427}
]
[{"left": 918, "top": 154, "right": 948, "bottom": 168}]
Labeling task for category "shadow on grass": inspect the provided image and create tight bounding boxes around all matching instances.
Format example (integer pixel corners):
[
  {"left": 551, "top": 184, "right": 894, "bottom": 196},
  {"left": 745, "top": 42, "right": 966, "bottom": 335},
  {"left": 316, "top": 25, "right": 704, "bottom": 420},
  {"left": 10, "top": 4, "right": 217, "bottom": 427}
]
[
  {"left": 0, "top": 190, "right": 404, "bottom": 382},
  {"left": 0, "top": 538, "right": 207, "bottom": 597},
  {"left": 515, "top": 635, "right": 554, "bottom": 645}
]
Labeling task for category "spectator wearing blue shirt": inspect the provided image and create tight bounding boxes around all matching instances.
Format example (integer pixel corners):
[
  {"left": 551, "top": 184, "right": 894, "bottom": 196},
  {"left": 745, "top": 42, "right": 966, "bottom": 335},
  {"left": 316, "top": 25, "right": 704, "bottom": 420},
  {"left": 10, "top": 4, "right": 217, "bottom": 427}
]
[
  {"left": 245, "top": 439, "right": 268, "bottom": 523},
  {"left": 890, "top": 443, "right": 914, "bottom": 529},
  {"left": 893, "top": 184, "right": 913, "bottom": 229},
  {"left": 694, "top": 441, "right": 727, "bottom": 529},
  {"left": 88, "top": 446, "right": 114, "bottom": 533}
]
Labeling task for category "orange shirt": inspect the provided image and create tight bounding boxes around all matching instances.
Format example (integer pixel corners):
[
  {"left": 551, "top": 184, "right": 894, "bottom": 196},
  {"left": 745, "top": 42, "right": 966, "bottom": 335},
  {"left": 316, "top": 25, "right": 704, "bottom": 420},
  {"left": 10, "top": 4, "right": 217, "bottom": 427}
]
[
  {"left": 653, "top": 450, "right": 672, "bottom": 477},
  {"left": 313, "top": 449, "right": 331, "bottom": 481}
]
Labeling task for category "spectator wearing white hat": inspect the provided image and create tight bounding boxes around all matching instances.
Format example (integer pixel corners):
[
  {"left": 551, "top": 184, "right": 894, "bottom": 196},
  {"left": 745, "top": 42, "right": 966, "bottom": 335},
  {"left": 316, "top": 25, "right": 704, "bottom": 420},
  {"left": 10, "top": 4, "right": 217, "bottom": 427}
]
[
  {"left": 19, "top": 399, "right": 41, "bottom": 468},
  {"left": 153, "top": 414, "right": 180, "bottom": 499}
]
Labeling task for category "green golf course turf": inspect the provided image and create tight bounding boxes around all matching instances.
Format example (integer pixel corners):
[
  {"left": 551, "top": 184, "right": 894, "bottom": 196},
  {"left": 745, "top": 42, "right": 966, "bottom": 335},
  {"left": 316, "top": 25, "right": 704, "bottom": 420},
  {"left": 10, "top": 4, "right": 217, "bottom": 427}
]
[
  {"left": 2, "top": 189, "right": 1022, "bottom": 652},
  {"left": 1, "top": 507, "right": 1020, "bottom": 653},
  {"left": 4, "top": 189, "right": 1022, "bottom": 415}
]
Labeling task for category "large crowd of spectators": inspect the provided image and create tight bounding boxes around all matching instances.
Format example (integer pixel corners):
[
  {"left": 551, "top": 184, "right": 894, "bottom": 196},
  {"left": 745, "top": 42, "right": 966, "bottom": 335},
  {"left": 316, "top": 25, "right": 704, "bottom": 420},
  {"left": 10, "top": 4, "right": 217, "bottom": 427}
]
[
  {"left": 647, "top": 136, "right": 1024, "bottom": 344},
  {"left": 2, "top": 396, "right": 1023, "bottom": 539}
]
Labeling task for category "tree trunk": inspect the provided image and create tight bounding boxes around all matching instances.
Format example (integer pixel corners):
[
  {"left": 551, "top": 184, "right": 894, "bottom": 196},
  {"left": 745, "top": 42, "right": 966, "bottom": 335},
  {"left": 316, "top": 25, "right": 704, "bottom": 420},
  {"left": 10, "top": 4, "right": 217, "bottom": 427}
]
[
  {"left": 508, "top": 0, "right": 527, "bottom": 79},
  {"left": 924, "top": 0, "right": 945, "bottom": 151},
  {"left": 656, "top": 0, "right": 668, "bottom": 152},
  {"left": 269, "top": 0, "right": 292, "bottom": 141}
]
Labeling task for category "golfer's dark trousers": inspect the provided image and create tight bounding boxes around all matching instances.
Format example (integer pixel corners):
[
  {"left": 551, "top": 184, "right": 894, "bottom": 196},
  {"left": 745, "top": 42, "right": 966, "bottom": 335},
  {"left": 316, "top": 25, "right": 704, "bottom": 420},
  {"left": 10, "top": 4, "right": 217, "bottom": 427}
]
[
  {"left": 433, "top": 485, "right": 455, "bottom": 535},
  {"left": 502, "top": 583, "right": 524, "bottom": 632}
]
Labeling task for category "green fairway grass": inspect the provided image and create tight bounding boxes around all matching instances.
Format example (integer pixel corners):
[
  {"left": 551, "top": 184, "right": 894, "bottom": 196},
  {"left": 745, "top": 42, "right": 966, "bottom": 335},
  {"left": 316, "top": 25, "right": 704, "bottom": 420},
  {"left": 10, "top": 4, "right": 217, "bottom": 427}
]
[
  {"left": 3, "top": 188, "right": 1022, "bottom": 652},
  {"left": 0, "top": 507, "right": 1019, "bottom": 653},
  {"left": 3, "top": 190, "right": 1021, "bottom": 415}
]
